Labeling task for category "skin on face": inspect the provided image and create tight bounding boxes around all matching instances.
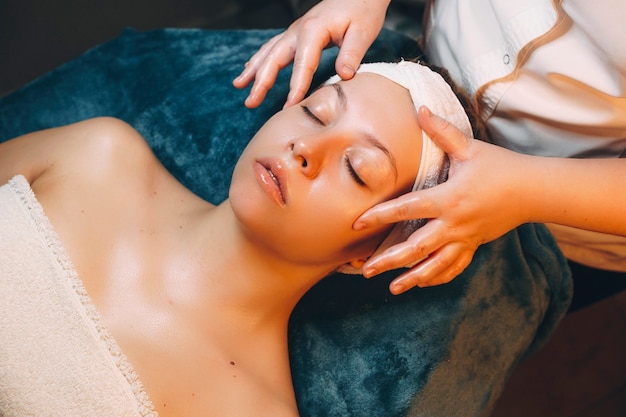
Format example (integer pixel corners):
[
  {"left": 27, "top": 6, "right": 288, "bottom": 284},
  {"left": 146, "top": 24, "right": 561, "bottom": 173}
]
[{"left": 229, "top": 73, "right": 423, "bottom": 268}]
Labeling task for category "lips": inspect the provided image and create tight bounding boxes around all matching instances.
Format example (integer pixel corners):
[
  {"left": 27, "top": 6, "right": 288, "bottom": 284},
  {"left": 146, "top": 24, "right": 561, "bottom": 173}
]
[{"left": 254, "top": 159, "right": 287, "bottom": 206}]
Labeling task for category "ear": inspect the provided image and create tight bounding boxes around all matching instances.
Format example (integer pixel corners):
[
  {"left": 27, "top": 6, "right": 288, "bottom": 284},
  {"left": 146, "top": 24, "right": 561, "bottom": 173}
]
[
  {"left": 347, "top": 257, "right": 368, "bottom": 269},
  {"left": 335, "top": 255, "right": 370, "bottom": 275},
  {"left": 335, "top": 257, "right": 367, "bottom": 275}
]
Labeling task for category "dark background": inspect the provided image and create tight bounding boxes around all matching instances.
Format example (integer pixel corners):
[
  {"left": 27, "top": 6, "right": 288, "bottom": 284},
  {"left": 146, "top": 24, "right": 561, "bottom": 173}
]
[{"left": 0, "top": 0, "right": 300, "bottom": 97}]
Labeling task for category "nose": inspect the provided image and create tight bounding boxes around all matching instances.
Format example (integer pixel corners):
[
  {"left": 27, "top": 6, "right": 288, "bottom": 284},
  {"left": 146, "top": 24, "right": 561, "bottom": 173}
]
[{"left": 290, "top": 136, "right": 326, "bottom": 178}]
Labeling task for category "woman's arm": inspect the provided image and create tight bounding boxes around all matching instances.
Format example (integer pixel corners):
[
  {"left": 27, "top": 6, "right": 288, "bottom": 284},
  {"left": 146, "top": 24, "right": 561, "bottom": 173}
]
[
  {"left": 356, "top": 107, "right": 626, "bottom": 293},
  {"left": 232, "top": 0, "right": 390, "bottom": 108}
]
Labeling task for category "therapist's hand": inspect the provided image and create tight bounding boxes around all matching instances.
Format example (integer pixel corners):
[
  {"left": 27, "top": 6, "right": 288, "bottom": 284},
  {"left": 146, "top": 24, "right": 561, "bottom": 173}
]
[
  {"left": 233, "top": 0, "right": 390, "bottom": 108},
  {"left": 355, "top": 107, "right": 529, "bottom": 294}
]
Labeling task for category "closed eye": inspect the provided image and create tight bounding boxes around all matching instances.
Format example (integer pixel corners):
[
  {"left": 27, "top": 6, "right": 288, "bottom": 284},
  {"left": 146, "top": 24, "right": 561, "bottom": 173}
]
[
  {"left": 344, "top": 155, "right": 366, "bottom": 187},
  {"left": 301, "top": 105, "right": 324, "bottom": 126}
]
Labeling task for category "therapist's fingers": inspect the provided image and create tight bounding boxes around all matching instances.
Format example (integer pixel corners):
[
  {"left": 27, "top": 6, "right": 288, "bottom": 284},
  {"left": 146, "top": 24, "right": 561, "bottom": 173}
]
[
  {"left": 417, "top": 106, "right": 472, "bottom": 157},
  {"left": 285, "top": 20, "right": 379, "bottom": 106},
  {"left": 233, "top": 0, "right": 388, "bottom": 108},
  {"left": 284, "top": 28, "right": 334, "bottom": 107},
  {"left": 355, "top": 184, "right": 443, "bottom": 230},
  {"left": 388, "top": 243, "right": 476, "bottom": 295},
  {"left": 233, "top": 34, "right": 298, "bottom": 108},
  {"left": 360, "top": 219, "right": 444, "bottom": 277},
  {"left": 233, "top": 34, "right": 281, "bottom": 88},
  {"left": 333, "top": 23, "right": 380, "bottom": 80}
]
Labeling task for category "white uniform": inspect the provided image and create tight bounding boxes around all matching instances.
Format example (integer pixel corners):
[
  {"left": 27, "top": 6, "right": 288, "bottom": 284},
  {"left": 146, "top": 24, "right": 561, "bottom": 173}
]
[{"left": 423, "top": 0, "right": 626, "bottom": 271}]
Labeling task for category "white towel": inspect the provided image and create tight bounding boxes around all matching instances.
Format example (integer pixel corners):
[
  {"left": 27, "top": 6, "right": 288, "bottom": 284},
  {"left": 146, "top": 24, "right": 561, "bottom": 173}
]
[{"left": 0, "top": 175, "right": 157, "bottom": 417}]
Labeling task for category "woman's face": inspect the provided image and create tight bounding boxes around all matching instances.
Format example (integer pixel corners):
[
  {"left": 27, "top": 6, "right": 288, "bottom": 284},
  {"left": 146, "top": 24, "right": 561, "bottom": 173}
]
[{"left": 230, "top": 73, "right": 423, "bottom": 269}]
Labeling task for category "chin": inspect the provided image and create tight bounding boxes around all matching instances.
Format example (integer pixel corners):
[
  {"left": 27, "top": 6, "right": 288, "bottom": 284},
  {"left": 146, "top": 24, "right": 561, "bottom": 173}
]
[{"left": 229, "top": 183, "right": 262, "bottom": 222}]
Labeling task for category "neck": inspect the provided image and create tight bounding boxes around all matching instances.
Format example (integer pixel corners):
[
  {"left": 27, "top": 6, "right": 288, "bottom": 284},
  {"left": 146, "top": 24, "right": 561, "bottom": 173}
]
[{"left": 196, "top": 201, "right": 331, "bottom": 331}]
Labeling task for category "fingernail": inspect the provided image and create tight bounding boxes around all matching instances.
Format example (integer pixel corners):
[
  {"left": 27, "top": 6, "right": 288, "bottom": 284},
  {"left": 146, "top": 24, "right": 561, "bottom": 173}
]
[
  {"left": 390, "top": 281, "right": 406, "bottom": 294},
  {"left": 353, "top": 221, "right": 367, "bottom": 231},
  {"left": 362, "top": 267, "right": 377, "bottom": 278},
  {"left": 421, "top": 105, "right": 432, "bottom": 117},
  {"left": 245, "top": 96, "right": 255, "bottom": 108},
  {"left": 342, "top": 64, "right": 355, "bottom": 78}
]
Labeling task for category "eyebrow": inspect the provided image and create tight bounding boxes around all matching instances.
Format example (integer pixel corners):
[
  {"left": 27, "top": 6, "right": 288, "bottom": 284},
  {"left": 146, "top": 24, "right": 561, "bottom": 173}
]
[
  {"left": 330, "top": 83, "right": 347, "bottom": 110},
  {"left": 364, "top": 133, "right": 398, "bottom": 181},
  {"left": 332, "top": 83, "right": 398, "bottom": 181}
]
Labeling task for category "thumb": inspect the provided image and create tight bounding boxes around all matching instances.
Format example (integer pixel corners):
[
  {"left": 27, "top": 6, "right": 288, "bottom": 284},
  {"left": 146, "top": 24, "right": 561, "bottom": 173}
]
[{"left": 418, "top": 106, "right": 471, "bottom": 156}]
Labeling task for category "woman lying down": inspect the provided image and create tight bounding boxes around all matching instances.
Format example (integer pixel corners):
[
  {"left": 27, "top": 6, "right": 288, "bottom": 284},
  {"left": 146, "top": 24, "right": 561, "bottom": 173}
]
[{"left": 0, "top": 61, "right": 475, "bottom": 417}]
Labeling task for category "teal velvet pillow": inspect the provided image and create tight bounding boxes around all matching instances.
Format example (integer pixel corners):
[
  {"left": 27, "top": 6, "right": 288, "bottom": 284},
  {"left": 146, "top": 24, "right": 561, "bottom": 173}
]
[{"left": 0, "top": 28, "right": 572, "bottom": 417}]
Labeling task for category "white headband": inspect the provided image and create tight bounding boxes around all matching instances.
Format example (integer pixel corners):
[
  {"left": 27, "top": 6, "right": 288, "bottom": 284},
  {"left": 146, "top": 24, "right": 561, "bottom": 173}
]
[{"left": 330, "top": 61, "right": 474, "bottom": 274}]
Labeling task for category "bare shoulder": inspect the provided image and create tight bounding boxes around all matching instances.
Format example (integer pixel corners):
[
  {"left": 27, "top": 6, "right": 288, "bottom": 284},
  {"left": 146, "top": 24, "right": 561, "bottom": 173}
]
[
  {"left": 49, "top": 117, "right": 160, "bottom": 184},
  {"left": 0, "top": 117, "right": 159, "bottom": 186},
  {"left": 1, "top": 116, "right": 212, "bottom": 223}
]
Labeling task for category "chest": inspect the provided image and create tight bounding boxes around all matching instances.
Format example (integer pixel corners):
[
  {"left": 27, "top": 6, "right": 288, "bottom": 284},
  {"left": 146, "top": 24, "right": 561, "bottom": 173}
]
[
  {"left": 99, "top": 290, "right": 298, "bottom": 417},
  {"left": 126, "top": 337, "right": 298, "bottom": 417},
  {"left": 32, "top": 172, "right": 197, "bottom": 305},
  {"left": 30, "top": 177, "right": 299, "bottom": 416}
]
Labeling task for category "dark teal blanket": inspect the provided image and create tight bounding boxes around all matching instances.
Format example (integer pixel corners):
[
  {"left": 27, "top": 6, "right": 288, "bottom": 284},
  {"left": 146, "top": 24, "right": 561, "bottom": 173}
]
[{"left": 0, "top": 28, "right": 572, "bottom": 417}]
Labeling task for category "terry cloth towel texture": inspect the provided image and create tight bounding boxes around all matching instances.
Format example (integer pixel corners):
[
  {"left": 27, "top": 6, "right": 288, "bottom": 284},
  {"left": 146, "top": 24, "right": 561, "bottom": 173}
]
[
  {"left": 0, "top": 28, "right": 572, "bottom": 417},
  {"left": 0, "top": 175, "right": 157, "bottom": 417}
]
